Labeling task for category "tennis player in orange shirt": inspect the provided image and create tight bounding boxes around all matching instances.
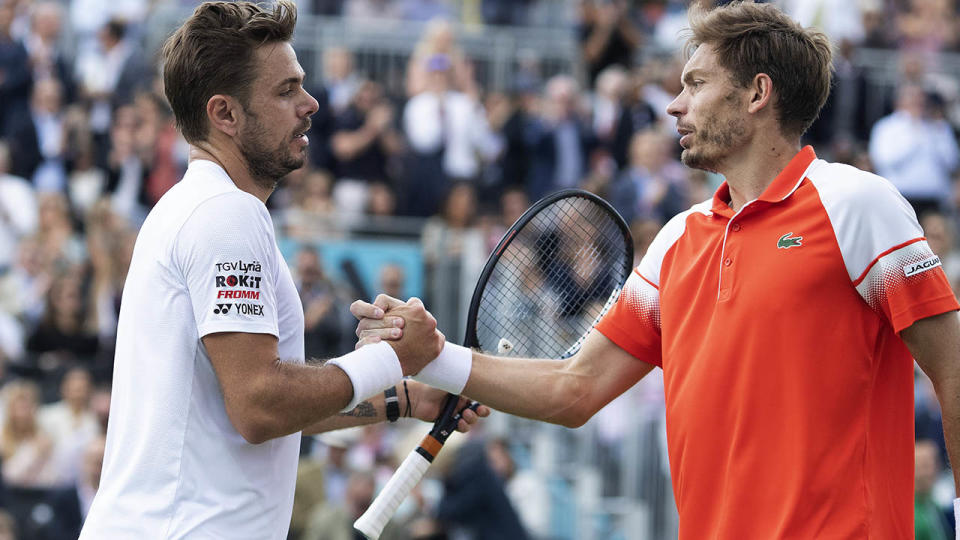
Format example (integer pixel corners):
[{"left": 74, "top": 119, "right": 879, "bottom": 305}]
[{"left": 355, "top": 2, "right": 960, "bottom": 537}]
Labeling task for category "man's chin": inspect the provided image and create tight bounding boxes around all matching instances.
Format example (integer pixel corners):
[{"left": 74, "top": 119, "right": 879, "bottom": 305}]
[{"left": 681, "top": 150, "right": 717, "bottom": 173}]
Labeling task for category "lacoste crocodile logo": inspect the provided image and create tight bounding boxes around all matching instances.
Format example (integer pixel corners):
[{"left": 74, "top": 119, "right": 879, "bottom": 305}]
[{"left": 777, "top": 232, "right": 803, "bottom": 249}]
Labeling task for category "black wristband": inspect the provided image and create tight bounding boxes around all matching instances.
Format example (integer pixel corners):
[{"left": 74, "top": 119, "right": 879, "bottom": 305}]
[{"left": 384, "top": 385, "right": 400, "bottom": 423}]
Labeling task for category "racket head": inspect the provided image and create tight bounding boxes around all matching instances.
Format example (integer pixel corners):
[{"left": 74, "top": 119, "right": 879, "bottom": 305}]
[{"left": 463, "top": 189, "right": 633, "bottom": 357}]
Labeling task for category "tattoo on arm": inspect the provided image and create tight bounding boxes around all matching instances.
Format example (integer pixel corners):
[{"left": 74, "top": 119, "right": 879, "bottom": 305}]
[{"left": 339, "top": 400, "right": 377, "bottom": 418}]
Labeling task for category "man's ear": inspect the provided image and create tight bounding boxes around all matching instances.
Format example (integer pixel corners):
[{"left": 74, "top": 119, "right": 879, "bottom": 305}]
[
  {"left": 747, "top": 73, "right": 774, "bottom": 114},
  {"left": 206, "top": 94, "right": 241, "bottom": 137}
]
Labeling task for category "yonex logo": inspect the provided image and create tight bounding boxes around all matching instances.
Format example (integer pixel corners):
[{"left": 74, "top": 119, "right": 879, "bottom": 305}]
[
  {"left": 777, "top": 232, "right": 803, "bottom": 249},
  {"left": 213, "top": 304, "right": 232, "bottom": 314}
]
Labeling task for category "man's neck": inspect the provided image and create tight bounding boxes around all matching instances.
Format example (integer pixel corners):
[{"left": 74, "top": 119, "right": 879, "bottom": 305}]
[
  {"left": 719, "top": 136, "right": 801, "bottom": 212},
  {"left": 188, "top": 145, "right": 273, "bottom": 203}
]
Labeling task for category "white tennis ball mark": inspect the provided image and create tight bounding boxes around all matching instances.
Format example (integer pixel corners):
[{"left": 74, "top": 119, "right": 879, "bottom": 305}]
[{"left": 497, "top": 338, "right": 514, "bottom": 354}]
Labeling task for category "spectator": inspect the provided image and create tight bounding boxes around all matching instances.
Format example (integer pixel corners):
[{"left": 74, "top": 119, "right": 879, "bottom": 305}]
[
  {"left": 133, "top": 91, "right": 185, "bottom": 208},
  {"left": 283, "top": 169, "right": 341, "bottom": 240},
  {"left": 104, "top": 105, "right": 147, "bottom": 222},
  {"left": 301, "top": 470, "right": 404, "bottom": 540},
  {"left": 403, "top": 54, "right": 501, "bottom": 216},
  {"left": 486, "top": 438, "right": 551, "bottom": 539},
  {"left": 786, "top": 0, "right": 865, "bottom": 44},
  {"left": 33, "top": 191, "right": 83, "bottom": 266},
  {"left": 86, "top": 202, "right": 134, "bottom": 348},
  {"left": 807, "top": 40, "right": 869, "bottom": 147},
  {"left": 486, "top": 87, "right": 537, "bottom": 198},
  {"left": 869, "top": 85, "right": 959, "bottom": 215},
  {"left": 23, "top": 2, "right": 73, "bottom": 100},
  {"left": 366, "top": 181, "right": 398, "bottom": 218},
  {"left": 0, "top": 0, "right": 31, "bottom": 138},
  {"left": 406, "top": 19, "right": 475, "bottom": 98},
  {"left": 39, "top": 367, "right": 99, "bottom": 486},
  {"left": 0, "top": 510, "right": 14, "bottom": 540},
  {"left": 612, "top": 67, "right": 661, "bottom": 168},
  {"left": 436, "top": 439, "right": 529, "bottom": 540},
  {"left": 0, "top": 142, "right": 37, "bottom": 273},
  {"left": 323, "top": 47, "right": 361, "bottom": 114},
  {"left": 65, "top": 139, "right": 105, "bottom": 219},
  {"left": 8, "top": 77, "right": 67, "bottom": 190},
  {"left": 526, "top": 75, "right": 593, "bottom": 200},
  {"left": 915, "top": 439, "right": 951, "bottom": 540},
  {"left": 378, "top": 263, "right": 406, "bottom": 300},
  {"left": 609, "top": 129, "right": 688, "bottom": 224},
  {"left": 1, "top": 380, "right": 56, "bottom": 488},
  {"left": 896, "top": 0, "right": 958, "bottom": 53},
  {"left": 74, "top": 18, "right": 149, "bottom": 150},
  {"left": 48, "top": 435, "right": 105, "bottom": 538},
  {"left": 422, "top": 182, "right": 483, "bottom": 337},
  {"left": 0, "top": 239, "right": 49, "bottom": 328},
  {"left": 295, "top": 246, "right": 347, "bottom": 359},
  {"left": 25, "top": 270, "right": 100, "bottom": 368},
  {"left": 579, "top": 0, "right": 642, "bottom": 85},
  {"left": 591, "top": 65, "right": 628, "bottom": 153},
  {"left": 331, "top": 80, "right": 404, "bottom": 214},
  {"left": 345, "top": 0, "right": 403, "bottom": 20}
]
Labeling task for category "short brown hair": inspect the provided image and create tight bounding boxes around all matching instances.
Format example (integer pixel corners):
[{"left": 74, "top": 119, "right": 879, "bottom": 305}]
[
  {"left": 686, "top": 1, "right": 833, "bottom": 138},
  {"left": 161, "top": 1, "right": 297, "bottom": 144}
]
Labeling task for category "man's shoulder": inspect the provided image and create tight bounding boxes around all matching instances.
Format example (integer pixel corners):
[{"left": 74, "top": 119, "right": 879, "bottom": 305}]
[{"left": 806, "top": 160, "right": 905, "bottom": 210}]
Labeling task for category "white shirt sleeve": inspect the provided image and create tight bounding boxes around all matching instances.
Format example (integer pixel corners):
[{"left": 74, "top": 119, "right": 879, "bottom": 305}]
[{"left": 174, "top": 192, "right": 279, "bottom": 339}]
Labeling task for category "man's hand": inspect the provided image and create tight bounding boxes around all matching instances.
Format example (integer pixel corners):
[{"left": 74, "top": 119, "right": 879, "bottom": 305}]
[
  {"left": 382, "top": 298, "right": 443, "bottom": 376},
  {"left": 404, "top": 380, "right": 490, "bottom": 433},
  {"left": 351, "top": 294, "right": 407, "bottom": 348}
]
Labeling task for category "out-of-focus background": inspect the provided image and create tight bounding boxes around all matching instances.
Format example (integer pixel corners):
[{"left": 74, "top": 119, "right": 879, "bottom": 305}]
[{"left": 0, "top": 0, "right": 957, "bottom": 538}]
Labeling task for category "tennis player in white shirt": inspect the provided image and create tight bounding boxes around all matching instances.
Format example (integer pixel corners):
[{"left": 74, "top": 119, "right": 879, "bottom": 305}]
[{"left": 79, "top": 2, "right": 486, "bottom": 538}]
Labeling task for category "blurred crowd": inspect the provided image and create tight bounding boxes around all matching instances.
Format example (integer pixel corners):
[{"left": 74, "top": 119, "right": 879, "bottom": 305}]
[{"left": 0, "top": 0, "right": 958, "bottom": 538}]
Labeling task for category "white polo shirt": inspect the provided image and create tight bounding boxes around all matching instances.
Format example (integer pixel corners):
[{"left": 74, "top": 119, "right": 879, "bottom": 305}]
[{"left": 80, "top": 160, "right": 305, "bottom": 539}]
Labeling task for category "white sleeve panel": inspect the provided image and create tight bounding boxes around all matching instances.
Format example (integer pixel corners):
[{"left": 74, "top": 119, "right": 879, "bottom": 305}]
[
  {"left": 807, "top": 161, "right": 924, "bottom": 283},
  {"left": 617, "top": 271, "right": 662, "bottom": 331},
  {"left": 174, "top": 192, "right": 280, "bottom": 338},
  {"left": 637, "top": 200, "right": 711, "bottom": 286}
]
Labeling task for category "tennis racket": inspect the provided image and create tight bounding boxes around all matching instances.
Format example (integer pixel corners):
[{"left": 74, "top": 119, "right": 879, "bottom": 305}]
[{"left": 354, "top": 189, "right": 634, "bottom": 539}]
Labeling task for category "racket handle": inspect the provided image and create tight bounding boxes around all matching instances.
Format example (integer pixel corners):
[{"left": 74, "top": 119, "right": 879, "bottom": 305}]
[{"left": 354, "top": 449, "right": 431, "bottom": 539}]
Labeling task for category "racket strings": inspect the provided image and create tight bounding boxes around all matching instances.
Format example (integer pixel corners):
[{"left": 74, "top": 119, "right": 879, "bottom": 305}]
[{"left": 475, "top": 196, "right": 631, "bottom": 359}]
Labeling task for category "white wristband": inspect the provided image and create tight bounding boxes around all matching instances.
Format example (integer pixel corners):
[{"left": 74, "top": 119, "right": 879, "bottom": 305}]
[
  {"left": 412, "top": 341, "right": 472, "bottom": 394},
  {"left": 954, "top": 498, "right": 960, "bottom": 540},
  {"left": 327, "top": 341, "right": 403, "bottom": 412}
]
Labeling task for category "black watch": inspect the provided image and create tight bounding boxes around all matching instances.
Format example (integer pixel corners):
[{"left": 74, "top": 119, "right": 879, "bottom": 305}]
[{"left": 384, "top": 386, "right": 400, "bottom": 423}]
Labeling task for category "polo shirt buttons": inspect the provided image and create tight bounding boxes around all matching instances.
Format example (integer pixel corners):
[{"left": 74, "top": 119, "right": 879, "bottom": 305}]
[
  {"left": 724, "top": 258, "right": 732, "bottom": 266},
  {"left": 731, "top": 223, "right": 742, "bottom": 232}
]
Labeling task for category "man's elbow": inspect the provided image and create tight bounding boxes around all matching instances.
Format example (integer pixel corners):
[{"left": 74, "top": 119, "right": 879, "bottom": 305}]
[
  {"left": 225, "top": 396, "right": 281, "bottom": 445},
  {"left": 547, "top": 376, "right": 596, "bottom": 429}
]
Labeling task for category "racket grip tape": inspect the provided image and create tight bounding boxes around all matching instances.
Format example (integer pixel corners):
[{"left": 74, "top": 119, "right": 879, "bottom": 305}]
[{"left": 354, "top": 448, "right": 432, "bottom": 539}]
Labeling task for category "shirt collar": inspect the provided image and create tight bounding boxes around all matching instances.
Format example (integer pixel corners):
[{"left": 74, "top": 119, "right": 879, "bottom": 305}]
[{"left": 710, "top": 146, "right": 817, "bottom": 215}]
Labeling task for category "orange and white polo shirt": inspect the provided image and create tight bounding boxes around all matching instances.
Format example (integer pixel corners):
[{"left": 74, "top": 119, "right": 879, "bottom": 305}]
[{"left": 596, "top": 146, "right": 959, "bottom": 539}]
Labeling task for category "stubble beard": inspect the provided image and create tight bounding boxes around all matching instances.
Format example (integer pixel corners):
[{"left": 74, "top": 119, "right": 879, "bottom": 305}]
[
  {"left": 239, "top": 111, "right": 306, "bottom": 191},
  {"left": 681, "top": 100, "right": 748, "bottom": 173}
]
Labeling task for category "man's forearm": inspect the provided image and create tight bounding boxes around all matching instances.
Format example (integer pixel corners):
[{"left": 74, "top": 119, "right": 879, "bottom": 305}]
[
  {"left": 302, "top": 392, "right": 392, "bottom": 435},
  {"left": 933, "top": 375, "right": 960, "bottom": 490}
]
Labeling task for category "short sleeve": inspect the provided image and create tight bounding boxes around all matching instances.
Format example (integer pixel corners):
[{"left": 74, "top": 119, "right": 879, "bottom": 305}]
[
  {"left": 174, "top": 192, "right": 280, "bottom": 339},
  {"left": 811, "top": 165, "right": 960, "bottom": 333},
  {"left": 595, "top": 269, "right": 662, "bottom": 367},
  {"left": 594, "top": 206, "right": 697, "bottom": 367}
]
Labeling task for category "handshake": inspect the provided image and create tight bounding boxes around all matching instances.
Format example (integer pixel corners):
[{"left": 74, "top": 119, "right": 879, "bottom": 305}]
[
  {"left": 326, "top": 295, "right": 474, "bottom": 416},
  {"left": 350, "top": 295, "right": 445, "bottom": 377}
]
